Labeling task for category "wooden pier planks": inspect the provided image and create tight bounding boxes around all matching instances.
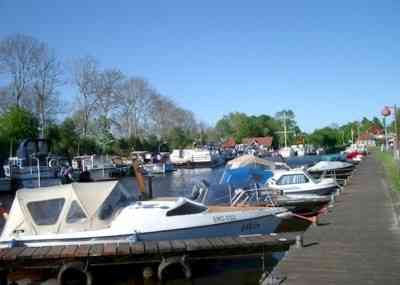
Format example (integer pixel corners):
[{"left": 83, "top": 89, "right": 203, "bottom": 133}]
[
  {"left": 269, "top": 156, "right": 400, "bottom": 285},
  {"left": 0, "top": 232, "right": 297, "bottom": 268}
]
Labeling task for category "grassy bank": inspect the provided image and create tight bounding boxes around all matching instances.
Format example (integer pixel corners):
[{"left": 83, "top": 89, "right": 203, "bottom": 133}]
[{"left": 373, "top": 148, "right": 400, "bottom": 192}]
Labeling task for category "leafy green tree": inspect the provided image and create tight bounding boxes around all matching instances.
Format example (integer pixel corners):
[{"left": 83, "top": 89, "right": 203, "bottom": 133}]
[
  {"left": 46, "top": 118, "right": 79, "bottom": 159},
  {"left": 167, "top": 127, "right": 193, "bottom": 149},
  {"left": 0, "top": 106, "right": 39, "bottom": 155}
]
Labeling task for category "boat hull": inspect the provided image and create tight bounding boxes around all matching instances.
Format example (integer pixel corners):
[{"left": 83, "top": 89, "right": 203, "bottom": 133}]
[
  {"left": 1, "top": 213, "right": 285, "bottom": 248},
  {"left": 282, "top": 186, "right": 338, "bottom": 196}
]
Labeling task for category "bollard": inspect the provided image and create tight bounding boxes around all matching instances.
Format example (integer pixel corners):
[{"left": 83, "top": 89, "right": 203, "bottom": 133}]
[
  {"left": 143, "top": 266, "right": 154, "bottom": 279},
  {"left": 295, "top": 235, "right": 303, "bottom": 249}
]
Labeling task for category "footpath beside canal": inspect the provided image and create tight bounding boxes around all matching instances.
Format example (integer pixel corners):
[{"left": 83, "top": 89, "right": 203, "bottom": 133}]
[{"left": 269, "top": 155, "right": 400, "bottom": 284}]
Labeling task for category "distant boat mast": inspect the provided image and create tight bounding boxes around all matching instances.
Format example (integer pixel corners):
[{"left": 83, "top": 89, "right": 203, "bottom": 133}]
[{"left": 276, "top": 111, "right": 294, "bottom": 148}]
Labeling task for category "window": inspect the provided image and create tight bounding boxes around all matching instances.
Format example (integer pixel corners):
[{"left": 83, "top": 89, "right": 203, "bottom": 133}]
[
  {"left": 27, "top": 198, "right": 65, "bottom": 225},
  {"left": 166, "top": 201, "right": 207, "bottom": 216},
  {"left": 277, "top": 174, "right": 309, "bottom": 185},
  {"left": 66, "top": 200, "right": 87, "bottom": 224}
]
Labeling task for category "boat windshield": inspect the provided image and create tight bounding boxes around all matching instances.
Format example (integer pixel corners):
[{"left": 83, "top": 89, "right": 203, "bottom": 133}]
[
  {"left": 303, "top": 170, "right": 320, "bottom": 183},
  {"left": 98, "top": 185, "right": 136, "bottom": 220},
  {"left": 166, "top": 199, "right": 207, "bottom": 216}
]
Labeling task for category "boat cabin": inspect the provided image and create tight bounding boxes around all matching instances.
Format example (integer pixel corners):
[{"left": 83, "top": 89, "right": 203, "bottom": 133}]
[
  {"left": 268, "top": 170, "right": 317, "bottom": 186},
  {"left": 1, "top": 181, "right": 135, "bottom": 238}
]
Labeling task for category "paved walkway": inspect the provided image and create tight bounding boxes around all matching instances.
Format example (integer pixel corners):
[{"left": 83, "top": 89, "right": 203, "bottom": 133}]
[{"left": 271, "top": 156, "right": 400, "bottom": 284}]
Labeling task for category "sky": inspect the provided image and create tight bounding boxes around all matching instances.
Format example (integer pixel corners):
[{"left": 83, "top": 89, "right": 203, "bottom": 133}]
[{"left": 1, "top": 1, "right": 399, "bottom": 132}]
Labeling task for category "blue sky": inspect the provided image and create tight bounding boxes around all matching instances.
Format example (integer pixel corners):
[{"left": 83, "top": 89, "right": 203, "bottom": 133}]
[{"left": 1, "top": 1, "right": 399, "bottom": 132}]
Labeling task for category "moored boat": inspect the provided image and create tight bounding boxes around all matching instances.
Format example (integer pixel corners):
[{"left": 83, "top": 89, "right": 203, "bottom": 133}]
[
  {"left": 0, "top": 181, "right": 290, "bottom": 248},
  {"left": 266, "top": 168, "right": 339, "bottom": 196},
  {"left": 307, "top": 161, "right": 355, "bottom": 178},
  {"left": 170, "top": 149, "right": 224, "bottom": 168}
]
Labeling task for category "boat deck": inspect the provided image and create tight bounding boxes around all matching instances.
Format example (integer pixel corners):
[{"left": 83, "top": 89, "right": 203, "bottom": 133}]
[{"left": 267, "top": 155, "right": 400, "bottom": 284}]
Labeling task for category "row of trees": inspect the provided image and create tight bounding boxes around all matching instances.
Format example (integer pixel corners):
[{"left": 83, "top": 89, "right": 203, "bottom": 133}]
[
  {"left": 215, "top": 110, "right": 302, "bottom": 148},
  {"left": 0, "top": 34, "right": 206, "bottom": 159},
  {"left": 215, "top": 111, "right": 386, "bottom": 151}
]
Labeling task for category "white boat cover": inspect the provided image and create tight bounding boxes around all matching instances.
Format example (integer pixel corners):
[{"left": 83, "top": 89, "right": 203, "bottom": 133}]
[
  {"left": 1, "top": 181, "right": 133, "bottom": 237},
  {"left": 308, "top": 161, "right": 353, "bottom": 172},
  {"left": 227, "top": 155, "right": 277, "bottom": 170}
]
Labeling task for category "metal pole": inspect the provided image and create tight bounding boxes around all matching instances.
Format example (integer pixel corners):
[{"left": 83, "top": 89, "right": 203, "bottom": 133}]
[
  {"left": 284, "top": 112, "right": 287, "bottom": 148},
  {"left": 394, "top": 105, "right": 399, "bottom": 159},
  {"left": 36, "top": 158, "right": 41, "bottom": 188},
  {"left": 383, "top": 117, "right": 388, "bottom": 151}
]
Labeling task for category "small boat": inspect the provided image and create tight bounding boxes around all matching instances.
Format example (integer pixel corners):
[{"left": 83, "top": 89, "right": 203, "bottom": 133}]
[
  {"left": 307, "top": 161, "right": 355, "bottom": 177},
  {"left": 231, "top": 189, "right": 331, "bottom": 217},
  {"left": 170, "top": 149, "right": 224, "bottom": 168},
  {"left": 72, "top": 155, "right": 128, "bottom": 181},
  {"left": 0, "top": 181, "right": 290, "bottom": 248},
  {"left": 278, "top": 147, "right": 295, "bottom": 158},
  {"left": 142, "top": 162, "right": 175, "bottom": 174},
  {"left": 192, "top": 180, "right": 331, "bottom": 217},
  {"left": 266, "top": 169, "right": 339, "bottom": 196},
  {"left": 3, "top": 139, "right": 67, "bottom": 187},
  {"left": 220, "top": 155, "right": 290, "bottom": 188}
]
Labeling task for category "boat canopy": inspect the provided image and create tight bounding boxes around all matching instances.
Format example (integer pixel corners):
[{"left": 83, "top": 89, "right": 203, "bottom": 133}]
[
  {"left": 1, "top": 181, "right": 134, "bottom": 237},
  {"left": 226, "top": 155, "right": 276, "bottom": 170},
  {"left": 220, "top": 155, "right": 283, "bottom": 188}
]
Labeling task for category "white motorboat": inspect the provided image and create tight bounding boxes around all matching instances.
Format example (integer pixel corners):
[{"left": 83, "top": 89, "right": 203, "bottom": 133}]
[
  {"left": 170, "top": 149, "right": 224, "bottom": 168},
  {"left": 307, "top": 161, "right": 354, "bottom": 175},
  {"left": 0, "top": 181, "right": 290, "bottom": 248},
  {"left": 266, "top": 169, "right": 339, "bottom": 196},
  {"left": 142, "top": 162, "right": 175, "bottom": 174}
]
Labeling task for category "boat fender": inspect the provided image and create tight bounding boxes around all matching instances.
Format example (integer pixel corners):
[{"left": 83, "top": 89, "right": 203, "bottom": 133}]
[
  {"left": 57, "top": 262, "right": 92, "bottom": 285},
  {"left": 157, "top": 255, "right": 191, "bottom": 280},
  {"left": 48, "top": 159, "right": 58, "bottom": 168},
  {"left": 0, "top": 207, "right": 8, "bottom": 220}
]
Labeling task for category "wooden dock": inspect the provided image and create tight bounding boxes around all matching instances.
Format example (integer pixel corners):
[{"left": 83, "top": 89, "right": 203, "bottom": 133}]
[
  {"left": 266, "top": 156, "right": 400, "bottom": 284},
  {"left": 0, "top": 232, "right": 299, "bottom": 283}
]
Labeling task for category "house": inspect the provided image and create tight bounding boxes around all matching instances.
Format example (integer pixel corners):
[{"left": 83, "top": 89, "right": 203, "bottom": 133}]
[
  {"left": 222, "top": 137, "right": 236, "bottom": 149},
  {"left": 357, "top": 125, "right": 384, "bottom": 146},
  {"left": 242, "top": 137, "right": 273, "bottom": 150}
]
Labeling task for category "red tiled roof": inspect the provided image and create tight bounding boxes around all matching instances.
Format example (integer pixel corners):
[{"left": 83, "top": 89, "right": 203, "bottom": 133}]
[
  {"left": 358, "top": 132, "right": 374, "bottom": 141},
  {"left": 368, "top": 125, "right": 383, "bottom": 135},
  {"left": 242, "top": 136, "right": 273, "bottom": 146},
  {"left": 222, "top": 137, "right": 236, "bottom": 148}
]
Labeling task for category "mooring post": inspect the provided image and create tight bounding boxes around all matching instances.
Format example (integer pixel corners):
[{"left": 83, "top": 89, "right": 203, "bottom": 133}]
[
  {"left": 147, "top": 175, "right": 153, "bottom": 199},
  {"left": 295, "top": 235, "right": 303, "bottom": 249},
  {"left": 0, "top": 270, "right": 7, "bottom": 285}
]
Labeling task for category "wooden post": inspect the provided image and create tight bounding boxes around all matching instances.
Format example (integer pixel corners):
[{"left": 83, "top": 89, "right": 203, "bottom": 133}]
[
  {"left": 0, "top": 270, "right": 7, "bottom": 285},
  {"left": 132, "top": 159, "right": 147, "bottom": 200},
  {"left": 147, "top": 175, "right": 153, "bottom": 199}
]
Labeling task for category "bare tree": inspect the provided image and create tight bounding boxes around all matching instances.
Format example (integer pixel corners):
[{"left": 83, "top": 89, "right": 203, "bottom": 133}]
[
  {"left": 71, "top": 56, "right": 99, "bottom": 136},
  {"left": 114, "top": 77, "right": 153, "bottom": 138},
  {"left": 0, "top": 34, "right": 41, "bottom": 106},
  {"left": 31, "top": 42, "right": 63, "bottom": 137},
  {"left": 0, "top": 85, "right": 14, "bottom": 114},
  {"left": 95, "top": 68, "right": 124, "bottom": 120}
]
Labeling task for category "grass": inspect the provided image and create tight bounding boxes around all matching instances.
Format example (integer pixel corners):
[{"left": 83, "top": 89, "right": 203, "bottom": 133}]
[{"left": 373, "top": 148, "right": 400, "bottom": 192}]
